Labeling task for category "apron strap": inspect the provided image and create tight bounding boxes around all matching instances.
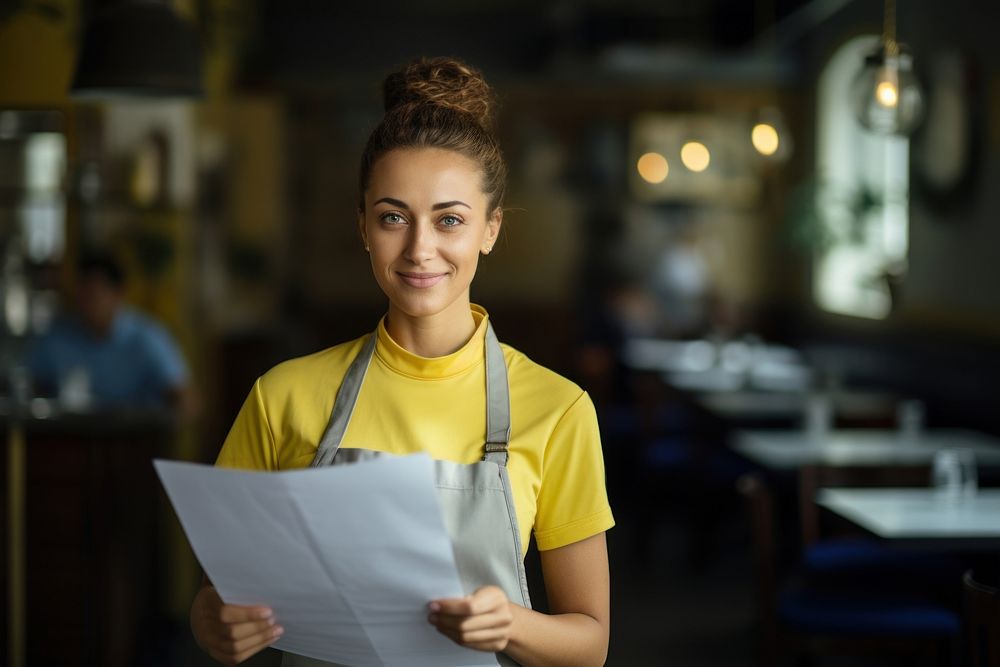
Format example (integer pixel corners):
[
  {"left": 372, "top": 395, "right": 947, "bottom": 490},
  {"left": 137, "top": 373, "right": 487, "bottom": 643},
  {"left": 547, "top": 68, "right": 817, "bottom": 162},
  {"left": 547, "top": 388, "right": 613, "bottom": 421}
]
[
  {"left": 311, "top": 320, "right": 512, "bottom": 468},
  {"left": 482, "top": 322, "right": 511, "bottom": 466},
  {"left": 311, "top": 333, "right": 377, "bottom": 467}
]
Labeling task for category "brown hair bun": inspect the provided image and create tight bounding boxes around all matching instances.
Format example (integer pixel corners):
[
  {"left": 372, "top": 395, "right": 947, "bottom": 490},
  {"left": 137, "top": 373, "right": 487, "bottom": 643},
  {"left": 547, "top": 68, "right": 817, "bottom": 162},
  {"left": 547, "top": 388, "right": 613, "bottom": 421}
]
[
  {"left": 382, "top": 57, "right": 497, "bottom": 131},
  {"left": 360, "top": 56, "right": 507, "bottom": 213}
]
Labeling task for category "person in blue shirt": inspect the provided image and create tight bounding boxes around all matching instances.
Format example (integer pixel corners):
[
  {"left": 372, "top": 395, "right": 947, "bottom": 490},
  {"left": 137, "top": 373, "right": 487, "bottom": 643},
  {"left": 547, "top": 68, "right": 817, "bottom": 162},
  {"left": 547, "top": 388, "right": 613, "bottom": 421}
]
[{"left": 29, "top": 252, "right": 193, "bottom": 414}]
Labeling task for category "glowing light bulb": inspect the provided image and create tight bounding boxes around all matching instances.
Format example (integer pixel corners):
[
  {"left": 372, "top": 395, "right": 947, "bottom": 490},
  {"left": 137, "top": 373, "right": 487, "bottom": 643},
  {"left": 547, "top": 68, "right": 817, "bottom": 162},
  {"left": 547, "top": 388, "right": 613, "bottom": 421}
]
[
  {"left": 680, "top": 142, "right": 710, "bottom": 172},
  {"left": 637, "top": 152, "right": 669, "bottom": 184},
  {"left": 876, "top": 79, "right": 899, "bottom": 107},
  {"left": 751, "top": 123, "right": 780, "bottom": 156}
]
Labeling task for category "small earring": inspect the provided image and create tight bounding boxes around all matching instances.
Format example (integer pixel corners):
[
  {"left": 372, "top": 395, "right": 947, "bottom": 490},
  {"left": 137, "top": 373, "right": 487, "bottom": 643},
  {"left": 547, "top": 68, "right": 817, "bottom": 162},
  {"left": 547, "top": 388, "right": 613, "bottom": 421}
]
[{"left": 364, "top": 245, "right": 370, "bottom": 252}]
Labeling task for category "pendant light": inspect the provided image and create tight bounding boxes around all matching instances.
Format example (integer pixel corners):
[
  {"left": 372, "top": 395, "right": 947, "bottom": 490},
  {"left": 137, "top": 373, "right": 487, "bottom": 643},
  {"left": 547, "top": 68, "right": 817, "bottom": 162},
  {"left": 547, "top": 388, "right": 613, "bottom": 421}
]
[
  {"left": 70, "top": 0, "right": 204, "bottom": 99},
  {"left": 850, "top": 0, "right": 923, "bottom": 135}
]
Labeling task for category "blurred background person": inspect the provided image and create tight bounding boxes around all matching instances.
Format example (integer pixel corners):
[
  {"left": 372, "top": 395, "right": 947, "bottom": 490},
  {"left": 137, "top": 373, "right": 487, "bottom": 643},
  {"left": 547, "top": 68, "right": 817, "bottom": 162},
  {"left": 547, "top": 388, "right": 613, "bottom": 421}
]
[{"left": 28, "top": 251, "right": 195, "bottom": 416}]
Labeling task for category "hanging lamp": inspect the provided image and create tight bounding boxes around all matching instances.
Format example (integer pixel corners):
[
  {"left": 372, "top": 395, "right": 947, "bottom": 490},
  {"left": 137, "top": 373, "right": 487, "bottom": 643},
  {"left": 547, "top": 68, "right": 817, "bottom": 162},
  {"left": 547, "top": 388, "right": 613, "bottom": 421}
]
[
  {"left": 70, "top": 0, "right": 204, "bottom": 99},
  {"left": 850, "top": 0, "right": 923, "bottom": 135}
]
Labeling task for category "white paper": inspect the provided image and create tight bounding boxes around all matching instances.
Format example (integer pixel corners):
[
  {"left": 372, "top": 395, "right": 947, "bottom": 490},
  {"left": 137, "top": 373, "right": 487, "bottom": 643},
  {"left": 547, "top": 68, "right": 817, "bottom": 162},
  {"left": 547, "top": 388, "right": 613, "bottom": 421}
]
[{"left": 154, "top": 454, "right": 497, "bottom": 667}]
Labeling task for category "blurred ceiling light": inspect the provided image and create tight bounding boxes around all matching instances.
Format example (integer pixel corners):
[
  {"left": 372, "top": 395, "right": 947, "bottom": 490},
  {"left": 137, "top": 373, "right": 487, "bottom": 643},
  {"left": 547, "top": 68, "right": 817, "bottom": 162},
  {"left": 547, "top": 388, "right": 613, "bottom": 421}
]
[
  {"left": 70, "top": 1, "right": 204, "bottom": 99},
  {"left": 637, "top": 152, "right": 669, "bottom": 183},
  {"left": 850, "top": 0, "right": 923, "bottom": 135},
  {"left": 680, "top": 142, "right": 710, "bottom": 172},
  {"left": 752, "top": 106, "right": 793, "bottom": 161},
  {"left": 752, "top": 123, "right": 780, "bottom": 156}
]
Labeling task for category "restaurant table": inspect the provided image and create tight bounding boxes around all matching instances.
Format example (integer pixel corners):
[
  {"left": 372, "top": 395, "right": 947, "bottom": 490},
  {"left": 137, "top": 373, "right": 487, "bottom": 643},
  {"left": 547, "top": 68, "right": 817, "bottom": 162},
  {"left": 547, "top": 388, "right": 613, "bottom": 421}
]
[
  {"left": 696, "top": 390, "right": 896, "bottom": 426},
  {"left": 817, "top": 488, "right": 1000, "bottom": 549},
  {"left": 661, "top": 363, "right": 813, "bottom": 395},
  {"left": 626, "top": 337, "right": 899, "bottom": 427},
  {"left": 732, "top": 429, "right": 1000, "bottom": 471}
]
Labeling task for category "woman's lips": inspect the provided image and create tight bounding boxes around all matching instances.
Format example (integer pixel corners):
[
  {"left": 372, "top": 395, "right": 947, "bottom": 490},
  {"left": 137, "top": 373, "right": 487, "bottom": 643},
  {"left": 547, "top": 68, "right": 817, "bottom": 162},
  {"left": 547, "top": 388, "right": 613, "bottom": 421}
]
[{"left": 397, "top": 272, "right": 446, "bottom": 288}]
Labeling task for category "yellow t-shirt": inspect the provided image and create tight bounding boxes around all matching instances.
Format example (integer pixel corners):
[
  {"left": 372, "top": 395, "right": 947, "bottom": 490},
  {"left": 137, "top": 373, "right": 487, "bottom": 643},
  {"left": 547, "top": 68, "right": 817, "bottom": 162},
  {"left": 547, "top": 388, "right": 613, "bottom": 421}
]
[{"left": 216, "top": 305, "right": 615, "bottom": 555}]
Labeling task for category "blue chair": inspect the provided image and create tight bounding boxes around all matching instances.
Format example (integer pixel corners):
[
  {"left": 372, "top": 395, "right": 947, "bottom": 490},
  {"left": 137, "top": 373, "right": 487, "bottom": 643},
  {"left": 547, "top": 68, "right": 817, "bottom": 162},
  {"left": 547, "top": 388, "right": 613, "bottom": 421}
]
[
  {"left": 797, "top": 464, "right": 964, "bottom": 597},
  {"left": 738, "top": 473, "right": 960, "bottom": 666}
]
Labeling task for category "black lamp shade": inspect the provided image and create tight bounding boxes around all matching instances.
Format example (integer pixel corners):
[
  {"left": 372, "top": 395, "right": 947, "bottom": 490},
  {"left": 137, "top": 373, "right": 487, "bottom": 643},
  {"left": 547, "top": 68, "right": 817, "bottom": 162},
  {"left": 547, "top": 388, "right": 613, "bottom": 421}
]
[{"left": 70, "top": 1, "right": 204, "bottom": 99}]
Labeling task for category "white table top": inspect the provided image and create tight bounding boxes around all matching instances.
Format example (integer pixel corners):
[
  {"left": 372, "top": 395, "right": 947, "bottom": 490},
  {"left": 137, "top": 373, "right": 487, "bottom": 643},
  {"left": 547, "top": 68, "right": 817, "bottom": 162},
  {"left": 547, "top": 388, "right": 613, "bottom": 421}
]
[
  {"left": 697, "top": 390, "right": 896, "bottom": 422},
  {"left": 732, "top": 428, "right": 1000, "bottom": 469},
  {"left": 817, "top": 488, "right": 1000, "bottom": 540},
  {"left": 623, "top": 337, "right": 813, "bottom": 393}
]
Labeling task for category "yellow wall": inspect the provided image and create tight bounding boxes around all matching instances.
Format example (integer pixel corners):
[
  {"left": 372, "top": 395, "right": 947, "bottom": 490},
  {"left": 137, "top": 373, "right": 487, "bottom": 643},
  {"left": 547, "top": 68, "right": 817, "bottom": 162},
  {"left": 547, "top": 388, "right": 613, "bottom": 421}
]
[{"left": 0, "top": 2, "right": 78, "bottom": 106}]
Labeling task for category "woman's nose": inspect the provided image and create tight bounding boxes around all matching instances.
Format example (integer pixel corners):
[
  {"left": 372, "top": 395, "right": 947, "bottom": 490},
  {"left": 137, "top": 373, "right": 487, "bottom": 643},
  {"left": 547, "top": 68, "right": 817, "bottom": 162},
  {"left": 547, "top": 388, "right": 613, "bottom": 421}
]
[{"left": 403, "top": 222, "right": 435, "bottom": 262}]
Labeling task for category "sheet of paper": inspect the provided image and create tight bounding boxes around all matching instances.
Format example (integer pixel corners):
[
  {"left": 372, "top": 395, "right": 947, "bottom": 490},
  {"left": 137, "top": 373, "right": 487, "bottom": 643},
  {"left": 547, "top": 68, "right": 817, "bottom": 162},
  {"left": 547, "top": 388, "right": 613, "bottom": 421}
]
[{"left": 154, "top": 454, "right": 497, "bottom": 667}]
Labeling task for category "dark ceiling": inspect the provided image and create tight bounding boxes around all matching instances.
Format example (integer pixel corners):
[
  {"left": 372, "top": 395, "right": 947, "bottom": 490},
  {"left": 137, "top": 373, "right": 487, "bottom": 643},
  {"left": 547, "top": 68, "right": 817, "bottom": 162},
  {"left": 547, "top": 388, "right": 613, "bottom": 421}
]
[{"left": 237, "top": 0, "right": 831, "bottom": 89}]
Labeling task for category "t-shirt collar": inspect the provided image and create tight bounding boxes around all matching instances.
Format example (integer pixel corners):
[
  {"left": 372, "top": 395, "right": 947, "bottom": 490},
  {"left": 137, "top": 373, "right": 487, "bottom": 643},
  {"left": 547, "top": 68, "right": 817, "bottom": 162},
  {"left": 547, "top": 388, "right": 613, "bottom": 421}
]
[{"left": 374, "top": 304, "right": 490, "bottom": 380}]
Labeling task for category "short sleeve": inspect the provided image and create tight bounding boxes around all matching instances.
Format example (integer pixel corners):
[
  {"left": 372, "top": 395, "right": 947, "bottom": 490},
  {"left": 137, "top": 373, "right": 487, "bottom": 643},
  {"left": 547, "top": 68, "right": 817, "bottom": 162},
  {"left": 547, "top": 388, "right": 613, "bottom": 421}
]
[
  {"left": 215, "top": 379, "right": 279, "bottom": 471},
  {"left": 532, "top": 392, "right": 615, "bottom": 551}
]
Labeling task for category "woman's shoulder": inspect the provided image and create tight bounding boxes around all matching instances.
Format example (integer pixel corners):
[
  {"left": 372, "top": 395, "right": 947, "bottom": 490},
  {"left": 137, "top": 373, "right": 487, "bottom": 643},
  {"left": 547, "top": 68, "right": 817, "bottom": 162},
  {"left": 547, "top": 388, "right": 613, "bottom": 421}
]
[
  {"left": 501, "top": 343, "right": 589, "bottom": 407},
  {"left": 257, "top": 333, "right": 371, "bottom": 398}
]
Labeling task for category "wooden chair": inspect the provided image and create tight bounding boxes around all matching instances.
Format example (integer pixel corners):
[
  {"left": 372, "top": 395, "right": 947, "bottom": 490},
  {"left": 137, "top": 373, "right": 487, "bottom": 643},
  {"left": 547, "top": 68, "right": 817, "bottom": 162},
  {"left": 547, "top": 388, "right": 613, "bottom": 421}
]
[
  {"left": 964, "top": 570, "right": 1000, "bottom": 667},
  {"left": 738, "top": 472, "right": 960, "bottom": 667}
]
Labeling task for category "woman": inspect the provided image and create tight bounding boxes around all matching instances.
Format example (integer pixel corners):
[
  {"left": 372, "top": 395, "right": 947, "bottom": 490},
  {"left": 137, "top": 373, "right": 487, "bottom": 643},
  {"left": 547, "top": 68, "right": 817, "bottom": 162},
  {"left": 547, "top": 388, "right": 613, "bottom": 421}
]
[{"left": 191, "top": 57, "right": 614, "bottom": 667}]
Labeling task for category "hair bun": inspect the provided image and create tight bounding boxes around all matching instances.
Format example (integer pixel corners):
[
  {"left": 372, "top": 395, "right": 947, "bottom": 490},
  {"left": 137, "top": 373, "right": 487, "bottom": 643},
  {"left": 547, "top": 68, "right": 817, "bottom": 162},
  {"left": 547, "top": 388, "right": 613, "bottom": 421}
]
[{"left": 383, "top": 57, "right": 496, "bottom": 130}]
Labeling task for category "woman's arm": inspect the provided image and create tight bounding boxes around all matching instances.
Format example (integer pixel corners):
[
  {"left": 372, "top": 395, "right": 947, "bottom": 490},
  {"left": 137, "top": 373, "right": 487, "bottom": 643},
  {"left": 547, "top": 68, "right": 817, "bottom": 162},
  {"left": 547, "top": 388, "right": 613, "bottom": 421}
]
[{"left": 430, "top": 532, "right": 610, "bottom": 667}]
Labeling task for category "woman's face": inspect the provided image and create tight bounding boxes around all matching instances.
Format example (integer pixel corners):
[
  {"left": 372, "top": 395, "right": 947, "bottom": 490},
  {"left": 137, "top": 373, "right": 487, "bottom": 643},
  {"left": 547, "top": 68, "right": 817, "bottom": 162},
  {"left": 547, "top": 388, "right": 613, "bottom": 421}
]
[{"left": 360, "top": 147, "right": 501, "bottom": 322}]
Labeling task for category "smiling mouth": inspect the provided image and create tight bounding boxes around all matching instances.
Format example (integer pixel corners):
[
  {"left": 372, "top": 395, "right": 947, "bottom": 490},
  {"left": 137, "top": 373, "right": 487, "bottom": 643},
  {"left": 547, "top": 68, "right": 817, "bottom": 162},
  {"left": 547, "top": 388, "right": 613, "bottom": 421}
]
[{"left": 397, "top": 272, "right": 447, "bottom": 288}]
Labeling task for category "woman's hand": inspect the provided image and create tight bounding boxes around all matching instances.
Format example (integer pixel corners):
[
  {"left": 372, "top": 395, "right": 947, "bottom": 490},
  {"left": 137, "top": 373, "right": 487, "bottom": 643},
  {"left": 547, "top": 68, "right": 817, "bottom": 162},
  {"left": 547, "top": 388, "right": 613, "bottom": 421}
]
[
  {"left": 428, "top": 585, "right": 514, "bottom": 652},
  {"left": 190, "top": 583, "right": 284, "bottom": 665}
]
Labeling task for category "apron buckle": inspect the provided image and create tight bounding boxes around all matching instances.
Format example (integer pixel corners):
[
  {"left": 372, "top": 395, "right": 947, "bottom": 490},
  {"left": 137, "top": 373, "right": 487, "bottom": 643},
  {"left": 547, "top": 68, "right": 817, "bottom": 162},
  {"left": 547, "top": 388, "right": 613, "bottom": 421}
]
[{"left": 483, "top": 441, "right": 509, "bottom": 465}]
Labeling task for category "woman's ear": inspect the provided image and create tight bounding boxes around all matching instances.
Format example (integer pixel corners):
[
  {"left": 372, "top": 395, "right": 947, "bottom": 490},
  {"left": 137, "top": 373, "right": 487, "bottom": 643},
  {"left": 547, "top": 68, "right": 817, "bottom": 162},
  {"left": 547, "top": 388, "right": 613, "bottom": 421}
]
[{"left": 482, "top": 208, "right": 502, "bottom": 255}]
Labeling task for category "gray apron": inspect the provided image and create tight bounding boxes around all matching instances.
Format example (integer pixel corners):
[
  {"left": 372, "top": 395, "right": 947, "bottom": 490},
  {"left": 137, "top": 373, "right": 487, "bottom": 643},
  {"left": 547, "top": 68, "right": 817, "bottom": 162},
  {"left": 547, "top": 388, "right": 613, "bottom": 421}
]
[{"left": 281, "top": 322, "right": 531, "bottom": 667}]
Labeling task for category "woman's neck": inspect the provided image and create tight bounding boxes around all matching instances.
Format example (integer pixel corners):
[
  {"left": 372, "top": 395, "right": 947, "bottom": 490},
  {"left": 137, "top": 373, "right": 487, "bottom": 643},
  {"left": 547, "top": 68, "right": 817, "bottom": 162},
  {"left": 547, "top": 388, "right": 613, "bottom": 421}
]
[{"left": 384, "top": 302, "right": 477, "bottom": 358}]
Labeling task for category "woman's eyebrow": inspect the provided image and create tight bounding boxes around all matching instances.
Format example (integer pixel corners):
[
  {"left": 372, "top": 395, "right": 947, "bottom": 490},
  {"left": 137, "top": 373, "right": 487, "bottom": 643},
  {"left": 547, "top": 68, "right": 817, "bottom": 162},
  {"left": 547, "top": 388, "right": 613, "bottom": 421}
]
[
  {"left": 432, "top": 200, "right": 471, "bottom": 210},
  {"left": 374, "top": 197, "right": 409, "bottom": 208},
  {"left": 373, "top": 197, "right": 471, "bottom": 210}
]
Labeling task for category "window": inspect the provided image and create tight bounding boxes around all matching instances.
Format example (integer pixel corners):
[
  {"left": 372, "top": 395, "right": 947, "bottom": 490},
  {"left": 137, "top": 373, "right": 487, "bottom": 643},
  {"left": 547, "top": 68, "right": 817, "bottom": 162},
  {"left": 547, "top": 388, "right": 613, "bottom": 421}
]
[{"left": 814, "top": 36, "right": 909, "bottom": 319}]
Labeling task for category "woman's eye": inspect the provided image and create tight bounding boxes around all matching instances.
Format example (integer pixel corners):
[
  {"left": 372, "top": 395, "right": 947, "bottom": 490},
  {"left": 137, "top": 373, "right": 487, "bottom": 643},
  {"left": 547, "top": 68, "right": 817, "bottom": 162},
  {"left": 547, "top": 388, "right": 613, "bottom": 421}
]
[
  {"left": 380, "top": 212, "right": 405, "bottom": 224},
  {"left": 440, "top": 215, "right": 462, "bottom": 227}
]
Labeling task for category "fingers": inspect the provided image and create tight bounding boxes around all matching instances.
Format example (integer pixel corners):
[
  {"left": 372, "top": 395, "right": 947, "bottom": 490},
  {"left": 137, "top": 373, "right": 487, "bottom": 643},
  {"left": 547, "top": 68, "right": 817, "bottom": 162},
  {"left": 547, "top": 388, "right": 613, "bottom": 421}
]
[
  {"left": 191, "top": 585, "right": 282, "bottom": 664},
  {"left": 431, "top": 606, "right": 508, "bottom": 633},
  {"left": 209, "top": 624, "right": 284, "bottom": 665},
  {"left": 233, "top": 630, "right": 283, "bottom": 661},
  {"left": 432, "top": 585, "right": 506, "bottom": 616},
  {"left": 211, "top": 607, "right": 282, "bottom": 663},
  {"left": 219, "top": 604, "right": 274, "bottom": 624},
  {"left": 217, "top": 617, "right": 280, "bottom": 643},
  {"left": 428, "top": 586, "right": 512, "bottom": 652},
  {"left": 200, "top": 585, "right": 274, "bottom": 625}
]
